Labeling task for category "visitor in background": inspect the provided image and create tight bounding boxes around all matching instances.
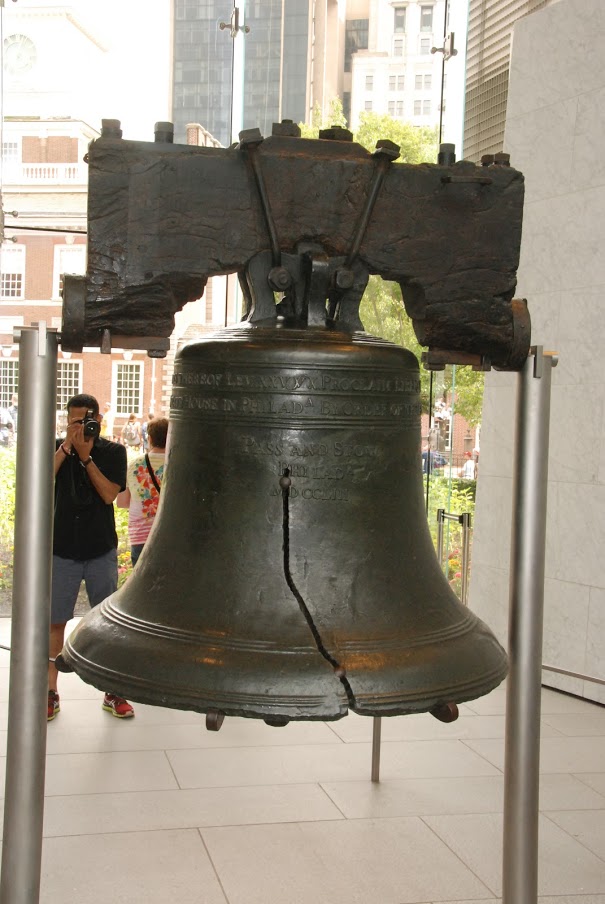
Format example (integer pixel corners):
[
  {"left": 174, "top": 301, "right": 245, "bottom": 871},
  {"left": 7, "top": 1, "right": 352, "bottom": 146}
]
[
  {"left": 117, "top": 417, "right": 168, "bottom": 567},
  {"left": 100, "top": 402, "right": 115, "bottom": 441},
  {"left": 141, "top": 411, "right": 154, "bottom": 451},
  {"left": 8, "top": 394, "right": 18, "bottom": 434},
  {"left": 461, "top": 452, "right": 476, "bottom": 480},
  {"left": 49, "top": 393, "right": 133, "bottom": 720},
  {"left": 121, "top": 412, "right": 143, "bottom": 451}
]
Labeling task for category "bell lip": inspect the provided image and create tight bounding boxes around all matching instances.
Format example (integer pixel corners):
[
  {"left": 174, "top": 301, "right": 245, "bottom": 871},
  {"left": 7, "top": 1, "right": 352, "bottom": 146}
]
[
  {"left": 60, "top": 642, "right": 507, "bottom": 721},
  {"left": 60, "top": 623, "right": 508, "bottom": 723}
]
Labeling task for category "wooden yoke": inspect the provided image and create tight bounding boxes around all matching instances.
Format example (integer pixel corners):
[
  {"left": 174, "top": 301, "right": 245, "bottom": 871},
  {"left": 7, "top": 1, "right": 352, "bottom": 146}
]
[{"left": 62, "top": 119, "right": 529, "bottom": 370}]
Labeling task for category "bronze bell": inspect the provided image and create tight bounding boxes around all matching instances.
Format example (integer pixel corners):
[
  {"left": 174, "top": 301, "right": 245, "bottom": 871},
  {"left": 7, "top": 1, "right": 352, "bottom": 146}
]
[{"left": 59, "top": 324, "right": 507, "bottom": 722}]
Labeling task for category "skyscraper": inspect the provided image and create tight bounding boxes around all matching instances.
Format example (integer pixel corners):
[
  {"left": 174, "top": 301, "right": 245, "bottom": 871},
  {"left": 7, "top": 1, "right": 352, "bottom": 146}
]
[
  {"left": 172, "top": 0, "right": 314, "bottom": 146},
  {"left": 464, "top": 0, "right": 556, "bottom": 161}
]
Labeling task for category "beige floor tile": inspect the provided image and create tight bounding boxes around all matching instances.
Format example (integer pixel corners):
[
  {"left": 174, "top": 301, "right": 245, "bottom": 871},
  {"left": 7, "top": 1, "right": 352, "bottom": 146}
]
[
  {"left": 44, "top": 750, "right": 178, "bottom": 796},
  {"left": 322, "top": 775, "right": 505, "bottom": 818},
  {"left": 464, "top": 685, "right": 602, "bottom": 716},
  {"left": 167, "top": 739, "right": 501, "bottom": 789},
  {"left": 439, "top": 898, "right": 605, "bottom": 903},
  {"left": 41, "top": 783, "right": 343, "bottom": 836},
  {"left": 44, "top": 715, "right": 339, "bottom": 755},
  {"left": 542, "top": 711, "right": 605, "bottom": 737},
  {"left": 466, "top": 736, "right": 605, "bottom": 774},
  {"left": 546, "top": 809, "right": 605, "bottom": 860},
  {"left": 578, "top": 774, "right": 605, "bottom": 796},
  {"left": 321, "top": 772, "right": 605, "bottom": 820},
  {"left": 424, "top": 812, "right": 605, "bottom": 897},
  {"left": 201, "top": 818, "right": 493, "bottom": 903},
  {"left": 38, "top": 829, "right": 228, "bottom": 904},
  {"left": 328, "top": 711, "right": 562, "bottom": 742}
]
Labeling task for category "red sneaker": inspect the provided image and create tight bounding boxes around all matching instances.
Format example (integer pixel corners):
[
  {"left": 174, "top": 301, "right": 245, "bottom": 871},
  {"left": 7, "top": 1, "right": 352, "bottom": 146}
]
[
  {"left": 47, "top": 690, "right": 60, "bottom": 721},
  {"left": 102, "top": 693, "right": 134, "bottom": 718}
]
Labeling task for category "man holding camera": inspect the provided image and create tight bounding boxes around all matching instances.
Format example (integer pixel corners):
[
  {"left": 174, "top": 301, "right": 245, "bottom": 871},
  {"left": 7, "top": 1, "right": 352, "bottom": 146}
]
[{"left": 49, "top": 393, "right": 134, "bottom": 721}]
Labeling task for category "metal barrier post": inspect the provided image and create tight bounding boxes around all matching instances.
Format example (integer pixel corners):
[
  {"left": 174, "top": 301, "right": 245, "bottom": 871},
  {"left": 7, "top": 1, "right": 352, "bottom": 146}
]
[
  {"left": 371, "top": 717, "right": 382, "bottom": 782},
  {"left": 502, "top": 347, "right": 555, "bottom": 904},
  {"left": 0, "top": 325, "right": 58, "bottom": 904}
]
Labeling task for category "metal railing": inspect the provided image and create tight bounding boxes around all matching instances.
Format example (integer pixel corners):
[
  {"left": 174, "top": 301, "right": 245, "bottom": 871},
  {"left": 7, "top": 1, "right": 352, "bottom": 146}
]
[
  {"left": 3, "top": 163, "right": 88, "bottom": 184},
  {"left": 436, "top": 508, "right": 472, "bottom": 604}
]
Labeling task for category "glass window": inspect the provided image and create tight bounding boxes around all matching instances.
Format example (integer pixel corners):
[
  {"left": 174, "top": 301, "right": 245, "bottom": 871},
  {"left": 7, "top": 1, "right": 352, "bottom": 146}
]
[
  {"left": 415, "top": 74, "right": 422, "bottom": 90},
  {"left": 0, "top": 244, "right": 25, "bottom": 299},
  {"left": 388, "top": 100, "right": 396, "bottom": 114},
  {"left": 56, "top": 361, "right": 81, "bottom": 412},
  {"left": 53, "top": 244, "right": 86, "bottom": 300},
  {"left": 414, "top": 99, "right": 421, "bottom": 115},
  {"left": 396, "top": 100, "right": 404, "bottom": 116},
  {"left": 2, "top": 142, "right": 18, "bottom": 161},
  {"left": 420, "top": 5, "right": 433, "bottom": 31},
  {"left": 423, "top": 99, "right": 431, "bottom": 114},
  {"left": 345, "top": 19, "right": 369, "bottom": 73},
  {"left": 394, "top": 7, "right": 406, "bottom": 33},
  {"left": 114, "top": 363, "right": 143, "bottom": 416},
  {"left": 420, "top": 37, "right": 431, "bottom": 54},
  {"left": 0, "top": 360, "right": 18, "bottom": 408},
  {"left": 394, "top": 38, "right": 404, "bottom": 56},
  {"left": 365, "top": 74, "right": 374, "bottom": 91},
  {"left": 397, "top": 74, "right": 404, "bottom": 89},
  {"left": 425, "top": 73, "right": 432, "bottom": 89},
  {"left": 389, "top": 75, "right": 396, "bottom": 91},
  {"left": 364, "top": 100, "right": 373, "bottom": 111}
]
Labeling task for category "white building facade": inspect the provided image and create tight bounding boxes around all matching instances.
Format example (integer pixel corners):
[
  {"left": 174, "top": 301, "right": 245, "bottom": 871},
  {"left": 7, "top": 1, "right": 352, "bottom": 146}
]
[{"left": 345, "top": 0, "right": 467, "bottom": 153}]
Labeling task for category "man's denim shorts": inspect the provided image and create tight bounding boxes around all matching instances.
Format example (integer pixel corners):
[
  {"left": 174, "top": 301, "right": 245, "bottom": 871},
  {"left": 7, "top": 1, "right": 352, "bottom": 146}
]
[{"left": 51, "top": 548, "right": 118, "bottom": 623}]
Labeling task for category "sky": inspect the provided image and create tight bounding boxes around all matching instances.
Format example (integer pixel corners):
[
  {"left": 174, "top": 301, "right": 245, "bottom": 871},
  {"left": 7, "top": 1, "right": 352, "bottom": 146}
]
[
  {"left": 75, "top": 0, "right": 173, "bottom": 140},
  {"left": 3, "top": 0, "right": 173, "bottom": 140}
]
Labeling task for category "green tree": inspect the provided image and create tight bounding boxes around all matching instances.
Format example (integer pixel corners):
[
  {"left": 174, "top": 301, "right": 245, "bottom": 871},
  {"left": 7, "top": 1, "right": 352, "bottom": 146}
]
[
  {"left": 449, "top": 366, "right": 485, "bottom": 427},
  {"left": 354, "top": 112, "right": 439, "bottom": 163},
  {"left": 299, "top": 102, "right": 484, "bottom": 425},
  {"left": 299, "top": 98, "right": 347, "bottom": 138}
]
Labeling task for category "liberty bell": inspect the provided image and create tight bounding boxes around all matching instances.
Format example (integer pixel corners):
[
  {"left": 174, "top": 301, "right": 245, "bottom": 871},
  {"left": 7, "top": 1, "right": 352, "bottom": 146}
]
[
  {"left": 59, "top": 308, "right": 507, "bottom": 724},
  {"left": 57, "top": 124, "right": 525, "bottom": 727}
]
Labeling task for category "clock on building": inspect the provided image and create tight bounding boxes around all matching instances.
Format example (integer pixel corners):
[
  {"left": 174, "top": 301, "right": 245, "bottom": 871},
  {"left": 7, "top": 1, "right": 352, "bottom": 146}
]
[{"left": 3, "top": 33, "right": 37, "bottom": 76}]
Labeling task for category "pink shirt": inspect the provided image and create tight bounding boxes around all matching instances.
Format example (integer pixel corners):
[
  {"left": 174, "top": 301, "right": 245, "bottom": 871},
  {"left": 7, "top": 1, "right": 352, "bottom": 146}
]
[{"left": 126, "top": 452, "right": 165, "bottom": 545}]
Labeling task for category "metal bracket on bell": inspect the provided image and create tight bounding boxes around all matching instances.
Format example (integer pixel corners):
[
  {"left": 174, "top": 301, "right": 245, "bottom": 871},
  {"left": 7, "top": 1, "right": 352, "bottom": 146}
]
[
  {"left": 421, "top": 348, "right": 493, "bottom": 372},
  {"left": 206, "top": 710, "right": 225, "bottom": 732},
  {"left": 242, "top": 245, "right": 368, "bottom": 331}
]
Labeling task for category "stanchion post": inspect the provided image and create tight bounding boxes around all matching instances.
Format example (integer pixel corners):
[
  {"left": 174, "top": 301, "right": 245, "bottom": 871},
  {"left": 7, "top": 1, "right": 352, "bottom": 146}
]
[
  {"left": 502, "top": 346, "right": 555, "bottom": 904},
  {"left": 0, "top": 325, "right": 58, "bottom": 904},
  {"left": 371, "top": 716, "right": 382, "bottom": 782}
]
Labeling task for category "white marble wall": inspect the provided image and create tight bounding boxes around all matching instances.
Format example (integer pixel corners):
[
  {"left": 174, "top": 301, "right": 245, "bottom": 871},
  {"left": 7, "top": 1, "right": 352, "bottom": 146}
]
[{"left": 469, "top": 0, "right": 605, "bottom": 703}]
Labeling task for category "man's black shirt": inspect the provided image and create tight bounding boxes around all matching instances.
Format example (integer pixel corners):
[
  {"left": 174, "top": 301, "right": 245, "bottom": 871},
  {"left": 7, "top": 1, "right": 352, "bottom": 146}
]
[{"left": 54, "top": 437, "right": 127, "bottom": 560}]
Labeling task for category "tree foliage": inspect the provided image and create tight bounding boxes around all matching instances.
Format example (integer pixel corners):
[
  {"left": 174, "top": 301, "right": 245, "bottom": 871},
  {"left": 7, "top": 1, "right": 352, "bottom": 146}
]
[
  {"left": 299, "top": 100, "right": 485, "bottom": 425},
  {"left": 354, "top": 112, "right": 439, "bottom": 163}
]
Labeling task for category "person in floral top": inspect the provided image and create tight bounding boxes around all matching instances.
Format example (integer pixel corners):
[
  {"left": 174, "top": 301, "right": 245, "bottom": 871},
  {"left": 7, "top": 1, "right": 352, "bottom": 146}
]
[{"left": 116, "top": 418, "right": 168, "bottom": 566}]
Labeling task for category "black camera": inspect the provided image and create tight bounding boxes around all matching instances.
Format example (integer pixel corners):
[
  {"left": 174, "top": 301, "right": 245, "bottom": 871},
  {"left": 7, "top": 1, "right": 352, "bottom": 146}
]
[{"left": 83, "top": 409, "right": 100, "bottom": 440}]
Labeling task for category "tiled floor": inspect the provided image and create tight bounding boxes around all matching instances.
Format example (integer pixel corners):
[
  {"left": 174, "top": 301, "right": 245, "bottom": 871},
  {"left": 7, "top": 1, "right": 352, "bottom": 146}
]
[{"left": 1, "top": 616, "right": 605, "bottom": 903}]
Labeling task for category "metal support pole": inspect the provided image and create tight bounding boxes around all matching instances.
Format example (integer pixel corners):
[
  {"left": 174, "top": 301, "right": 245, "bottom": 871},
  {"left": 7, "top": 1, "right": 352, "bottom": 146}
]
[
  {"left": 1, "top": 325, "right": 58, "bottom": 904},
  {"left": 460, "top": 512, "right": 471, "bottom": 605},
  {"left": 436, "top": 508, "right": 445, "bottom": 565},
  {"left": 371, "top": 716, "right": 382, "bottom": 782},
  {"left": 502, "top": 347, "right": 555, "bottom": 904}
]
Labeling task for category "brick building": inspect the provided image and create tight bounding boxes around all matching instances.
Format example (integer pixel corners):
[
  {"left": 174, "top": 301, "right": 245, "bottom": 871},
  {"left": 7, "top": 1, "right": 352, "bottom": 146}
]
[{"left": 0, "top": 4, "right": 234, "bottom": 434}]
